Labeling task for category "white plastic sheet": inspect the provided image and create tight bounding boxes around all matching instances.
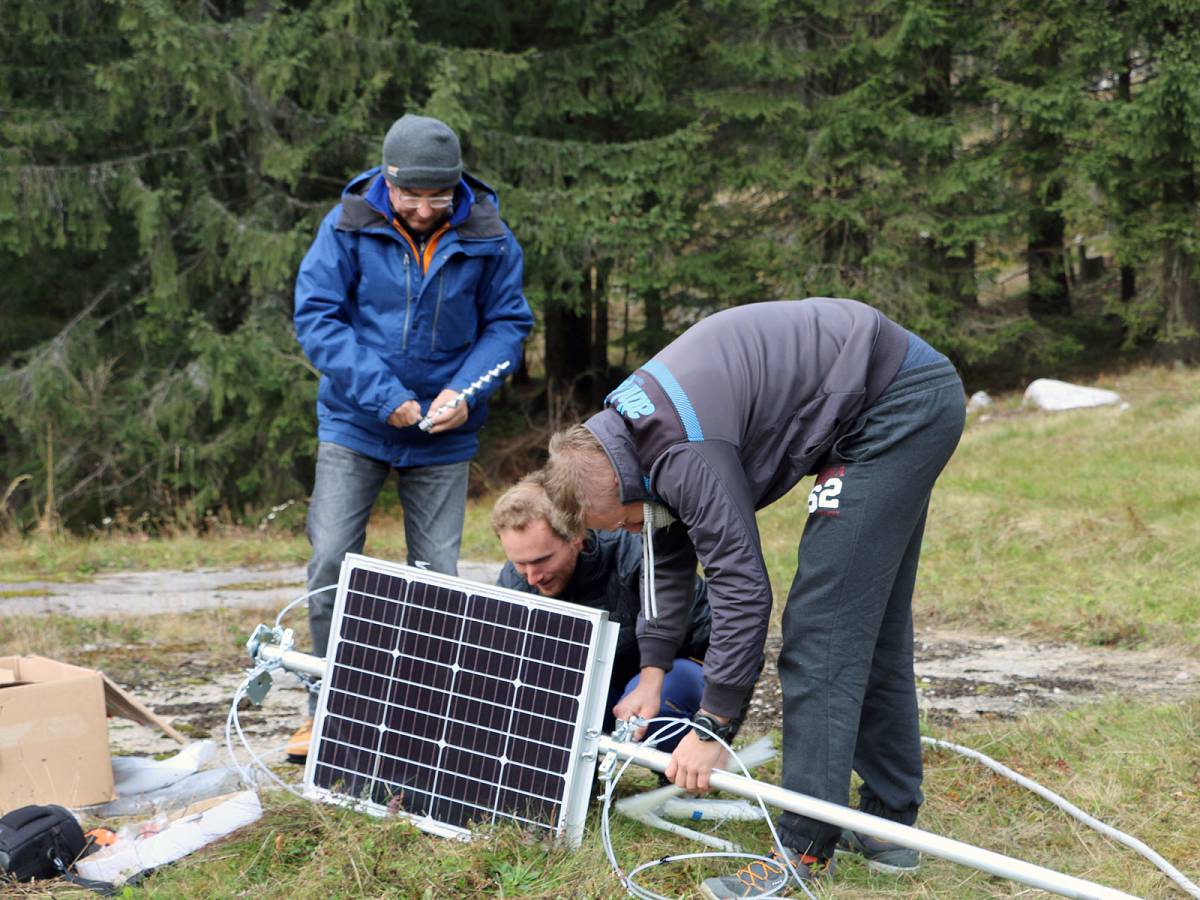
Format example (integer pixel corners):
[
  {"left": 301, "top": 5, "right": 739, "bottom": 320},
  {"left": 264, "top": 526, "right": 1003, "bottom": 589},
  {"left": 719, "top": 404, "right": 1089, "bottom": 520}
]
[
  {"left": 110, "top": 740, "right": 216, "bottom": 796},
  {"left": 76, "top": 790, "right": 262, "bottom": 886}
]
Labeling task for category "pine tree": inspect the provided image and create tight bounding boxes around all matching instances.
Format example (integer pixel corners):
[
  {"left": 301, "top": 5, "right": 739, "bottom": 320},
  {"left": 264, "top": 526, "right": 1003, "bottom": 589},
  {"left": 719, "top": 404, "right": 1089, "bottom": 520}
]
[
  {"left": 412, "top": 0, "right": 715, "bottom": 405},
  {"left": 0, "top": 0, "right": 431, "bottom": 528}
]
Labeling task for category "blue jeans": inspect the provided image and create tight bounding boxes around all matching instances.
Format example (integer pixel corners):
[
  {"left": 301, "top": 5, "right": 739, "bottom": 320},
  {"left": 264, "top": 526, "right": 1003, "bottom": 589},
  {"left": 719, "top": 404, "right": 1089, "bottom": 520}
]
[
  {"left": 305, "top": 441, "right": 469, "bottom": 673},
  {"left": 608, "top": 658, "right": 705, "bottom": 754}
]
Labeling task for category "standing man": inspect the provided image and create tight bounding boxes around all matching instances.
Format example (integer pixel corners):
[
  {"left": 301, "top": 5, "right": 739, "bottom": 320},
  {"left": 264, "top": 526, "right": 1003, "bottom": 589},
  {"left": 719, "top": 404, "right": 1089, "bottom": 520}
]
[
  {"left": 543, "top": 298, "right": 964, "bottom": 897},
  {"left": 290, "top": 114, "right": 533, "bottom": 757},
  {"left": 492, "top": 473, "right": 712, "bottom": 753}
]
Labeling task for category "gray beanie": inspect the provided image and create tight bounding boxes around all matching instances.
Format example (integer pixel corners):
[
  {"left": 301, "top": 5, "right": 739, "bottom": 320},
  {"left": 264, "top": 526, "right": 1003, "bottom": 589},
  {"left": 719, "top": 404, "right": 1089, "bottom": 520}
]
[{"left": 381, "top": 114, "right": 462, "bottom": 190}]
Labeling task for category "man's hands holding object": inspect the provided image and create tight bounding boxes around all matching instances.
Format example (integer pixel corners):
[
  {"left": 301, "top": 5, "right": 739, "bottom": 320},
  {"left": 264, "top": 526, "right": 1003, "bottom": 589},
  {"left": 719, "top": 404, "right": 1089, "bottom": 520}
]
[
  {"left": 387, "top": 389, "right": 469, "bottom": 433},
  {"left": 613, "top": 666, "right": 731, "bottom": 794}
]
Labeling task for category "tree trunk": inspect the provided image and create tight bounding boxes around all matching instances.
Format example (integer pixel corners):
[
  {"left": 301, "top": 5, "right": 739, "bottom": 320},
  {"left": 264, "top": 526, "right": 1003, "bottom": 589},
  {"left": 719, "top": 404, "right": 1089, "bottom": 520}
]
[
  {"left": 639, "top": 291, "right": 664, "bottom": 359},
  {"left": 589, "top": 265, "right": 609, "bottom": 404},
  {"left": 1026, "top": 179, "right": 1070, "bottom": 317},
  {"left": 542, "top": 291, "right": 590, "bottom": 396},
  {"left": 1161, "top": 170, "right": 1200, "bottom": 362},
  {"left": 1118, "top": 63, "right": 1136, "bottom": 303},
  {"left": 919, "top": 43, "right": 978, "bottom": 308}
]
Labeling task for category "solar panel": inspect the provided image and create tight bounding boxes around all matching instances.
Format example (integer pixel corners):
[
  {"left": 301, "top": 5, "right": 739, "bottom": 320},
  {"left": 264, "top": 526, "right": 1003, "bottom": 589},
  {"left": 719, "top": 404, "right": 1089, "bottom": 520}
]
[{"left": 303, "top": 554, "right": 619, "bottom": 845}]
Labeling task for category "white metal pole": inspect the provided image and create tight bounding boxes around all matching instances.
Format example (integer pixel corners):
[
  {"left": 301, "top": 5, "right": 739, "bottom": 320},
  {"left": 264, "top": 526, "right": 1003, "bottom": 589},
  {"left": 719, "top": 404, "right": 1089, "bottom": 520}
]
[
  {"left": 597, "top": 737, "right": 1140, "bottom": 900},
  {"left": 256, "top": 644, "right": 327, "bottom": 679},
  {"left": 254, "top": 646, "right": 1141, "bottom": 900}
]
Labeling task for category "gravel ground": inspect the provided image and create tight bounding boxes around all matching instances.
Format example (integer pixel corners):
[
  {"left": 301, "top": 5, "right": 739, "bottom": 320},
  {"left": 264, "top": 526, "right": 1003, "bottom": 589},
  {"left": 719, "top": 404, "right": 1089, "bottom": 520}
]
[{"left": 5, "top": 564, "right": 1198, "bottom": 761}]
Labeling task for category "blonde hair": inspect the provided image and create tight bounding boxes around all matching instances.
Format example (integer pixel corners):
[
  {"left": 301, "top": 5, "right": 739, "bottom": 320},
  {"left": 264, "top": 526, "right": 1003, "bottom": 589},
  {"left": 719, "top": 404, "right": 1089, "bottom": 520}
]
[
  {"left": 543, "top": 424, "right": 619, "bottom": 522},
  {"left": 491, "top": 471, "right": 581, "bottom": 541}
]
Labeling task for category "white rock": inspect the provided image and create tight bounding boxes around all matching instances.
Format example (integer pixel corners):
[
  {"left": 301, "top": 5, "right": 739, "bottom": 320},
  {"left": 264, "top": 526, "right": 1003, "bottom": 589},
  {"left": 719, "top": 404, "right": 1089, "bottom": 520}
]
[
  {"left": 1022, "top": 378, "right": 1121, "bottom": 411},
  {"left": 966, "top": 390, "right": 993, "bottom": 413}
]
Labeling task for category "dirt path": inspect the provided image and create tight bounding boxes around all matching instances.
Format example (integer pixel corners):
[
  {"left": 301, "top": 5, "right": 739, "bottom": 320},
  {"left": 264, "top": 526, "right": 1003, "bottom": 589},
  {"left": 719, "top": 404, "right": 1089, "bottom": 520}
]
[
  {"left": 0, "top": 562, "right": 500, "bottom": 617},
  {"left": 6, "top": 565, "right": 1199, "bottom": 760}
]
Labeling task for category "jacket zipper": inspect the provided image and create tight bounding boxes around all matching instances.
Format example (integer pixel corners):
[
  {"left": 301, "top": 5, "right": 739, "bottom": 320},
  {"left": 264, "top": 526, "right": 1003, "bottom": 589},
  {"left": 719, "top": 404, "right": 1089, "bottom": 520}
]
[
  {"left": 431, "top": 270, "right": 445, "bottom": 352},
  {"left": 402, "top": 255, "right": 412, "bottom": 352}
]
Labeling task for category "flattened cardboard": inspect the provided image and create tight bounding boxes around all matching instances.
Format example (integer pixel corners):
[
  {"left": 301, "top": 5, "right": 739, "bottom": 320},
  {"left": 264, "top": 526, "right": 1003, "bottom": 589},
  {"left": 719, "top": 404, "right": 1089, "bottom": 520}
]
[
  {"left": 0, "top": 655, "right": 186, "bottom": 813},
  {"left": 102, "top": 674, "right": 187, "bottom": 745}
]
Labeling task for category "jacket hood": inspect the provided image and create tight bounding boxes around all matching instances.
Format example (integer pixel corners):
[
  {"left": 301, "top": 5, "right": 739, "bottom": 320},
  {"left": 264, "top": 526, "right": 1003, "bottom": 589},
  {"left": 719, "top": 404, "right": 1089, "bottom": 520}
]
[
  {"left": 585, "top": 408, "right": 651, "bottom": 506},
  {"left": 335, "top": 167, "right": 506, "bottom": 239}
]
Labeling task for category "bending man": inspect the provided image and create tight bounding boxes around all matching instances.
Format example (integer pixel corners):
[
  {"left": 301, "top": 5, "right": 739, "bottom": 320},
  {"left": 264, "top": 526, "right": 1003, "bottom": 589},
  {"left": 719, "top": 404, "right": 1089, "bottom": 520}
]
[{"left": 543, "top": 298, "right": 964, "bottom": 897}]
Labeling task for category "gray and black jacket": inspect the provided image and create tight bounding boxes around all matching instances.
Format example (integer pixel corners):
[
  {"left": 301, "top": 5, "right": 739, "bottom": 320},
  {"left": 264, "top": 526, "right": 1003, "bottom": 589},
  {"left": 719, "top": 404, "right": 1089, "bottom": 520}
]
[
  {"left": 498, "top": 529, "right": 711, "bottom": 692},
  {"left": 584, "top": 298, "right": 909, "bottom": 719}
]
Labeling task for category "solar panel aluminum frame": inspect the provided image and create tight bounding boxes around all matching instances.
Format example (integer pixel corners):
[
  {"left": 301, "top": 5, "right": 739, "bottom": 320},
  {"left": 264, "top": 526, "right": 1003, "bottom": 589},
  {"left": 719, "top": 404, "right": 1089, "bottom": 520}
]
[{"left": 302, "top": 554, "right": 620, "bottom": 847}]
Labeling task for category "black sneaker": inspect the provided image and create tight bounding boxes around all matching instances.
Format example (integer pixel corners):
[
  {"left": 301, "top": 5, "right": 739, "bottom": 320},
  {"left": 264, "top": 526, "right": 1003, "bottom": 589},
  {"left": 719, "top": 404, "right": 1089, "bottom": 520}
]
[
  {"left": 835, "top": 829, "right": 919, "bottom": 874},
  {"left": 699, "top": 847, "right": 833, "bottom": 898}
]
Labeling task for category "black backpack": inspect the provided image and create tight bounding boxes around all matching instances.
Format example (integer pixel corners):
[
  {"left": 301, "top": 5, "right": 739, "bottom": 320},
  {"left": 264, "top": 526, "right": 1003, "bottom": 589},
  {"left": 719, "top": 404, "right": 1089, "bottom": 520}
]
[{"left": 0, "top": 803, "right": 87, "bottom": 881}]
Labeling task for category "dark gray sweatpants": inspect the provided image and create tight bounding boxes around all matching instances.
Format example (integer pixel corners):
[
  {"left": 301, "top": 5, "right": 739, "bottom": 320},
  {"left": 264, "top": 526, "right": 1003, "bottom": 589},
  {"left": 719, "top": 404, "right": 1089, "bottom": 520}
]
[{"left": 775, "top": 360, "right": 965, "bottom": 857}]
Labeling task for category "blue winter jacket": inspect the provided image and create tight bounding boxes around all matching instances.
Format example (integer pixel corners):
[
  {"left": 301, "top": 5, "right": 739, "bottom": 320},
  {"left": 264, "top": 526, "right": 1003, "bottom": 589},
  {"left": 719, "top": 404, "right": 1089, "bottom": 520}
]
[{"left": 294, "top": 167, "right": 533, "bottom": 467}]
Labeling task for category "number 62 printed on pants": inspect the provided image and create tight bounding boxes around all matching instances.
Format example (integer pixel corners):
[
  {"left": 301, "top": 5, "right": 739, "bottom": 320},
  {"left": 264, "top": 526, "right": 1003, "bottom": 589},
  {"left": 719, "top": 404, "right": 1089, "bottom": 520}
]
[{"left": 808, "top": 465, "right": 845, "bottom": 516}]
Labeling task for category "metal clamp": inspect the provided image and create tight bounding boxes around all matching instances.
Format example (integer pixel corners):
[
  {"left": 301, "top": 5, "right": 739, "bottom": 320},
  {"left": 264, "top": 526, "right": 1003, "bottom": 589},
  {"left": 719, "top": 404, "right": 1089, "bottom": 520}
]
[{"left": 598, "top": 717, "right": 645, "bottom": 781}]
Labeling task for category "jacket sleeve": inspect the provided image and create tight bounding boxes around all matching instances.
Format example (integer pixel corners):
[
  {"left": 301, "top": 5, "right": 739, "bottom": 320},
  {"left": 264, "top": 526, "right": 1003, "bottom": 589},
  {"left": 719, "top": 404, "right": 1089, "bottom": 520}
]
[
  {"left": 451, "top": 227, "right": 533, "bottom": 404},
  {"left": 634, "top": 519, "right": 698, "bottom": 674},
  {"left": 294, "top": 208, "right": 417, "bottom": 421},
  {"left": 646, "top": 441, "right": 771, "bottom": 720},
  {"left": 683, "top": 573, "right": 713, "bottom": 658}
]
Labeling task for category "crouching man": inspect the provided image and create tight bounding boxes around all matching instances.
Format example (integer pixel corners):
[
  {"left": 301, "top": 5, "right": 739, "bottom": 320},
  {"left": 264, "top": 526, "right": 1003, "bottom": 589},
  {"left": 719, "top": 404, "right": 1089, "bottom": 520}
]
[{"left": 492, "top": 472, "right": 711, "bottom": 752}]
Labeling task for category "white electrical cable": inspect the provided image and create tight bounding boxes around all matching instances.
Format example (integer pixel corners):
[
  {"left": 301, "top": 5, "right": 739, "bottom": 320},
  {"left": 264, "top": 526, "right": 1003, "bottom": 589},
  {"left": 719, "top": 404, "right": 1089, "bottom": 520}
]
[
  {"left": 224, "top": 669, "right": 308, "bottom": 801},
  {"left": 274, "top": 584, "right": 337, "bottom": 628},
  {"left": 922, "top": 736, "right": 1200, "bottom": 899},
  {"left": 274, "top": 584, "right": 337, "bottom": 700},
  {"left": 600, "top": 716, "right": 818, "bottom": 900}
]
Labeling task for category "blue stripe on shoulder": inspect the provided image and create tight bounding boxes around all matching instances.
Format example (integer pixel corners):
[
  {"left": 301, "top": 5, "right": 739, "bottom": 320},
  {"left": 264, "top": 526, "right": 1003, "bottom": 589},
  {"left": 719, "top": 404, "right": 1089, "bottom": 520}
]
[{"left": 642, "top": 360, "right": 704, "bottom": 442}]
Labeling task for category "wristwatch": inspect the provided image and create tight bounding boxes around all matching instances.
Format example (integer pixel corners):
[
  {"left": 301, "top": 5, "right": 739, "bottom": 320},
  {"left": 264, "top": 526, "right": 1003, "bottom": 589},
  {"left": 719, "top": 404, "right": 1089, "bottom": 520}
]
[{"left": 691, "top": 712, "right": 734, "bottom": 742}]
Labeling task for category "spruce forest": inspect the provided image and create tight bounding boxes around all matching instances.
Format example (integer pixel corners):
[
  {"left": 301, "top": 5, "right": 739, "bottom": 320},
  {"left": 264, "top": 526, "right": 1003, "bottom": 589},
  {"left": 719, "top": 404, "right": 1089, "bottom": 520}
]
[{"left": 3, "top": 0, "right": 1198, "bottom": 532}]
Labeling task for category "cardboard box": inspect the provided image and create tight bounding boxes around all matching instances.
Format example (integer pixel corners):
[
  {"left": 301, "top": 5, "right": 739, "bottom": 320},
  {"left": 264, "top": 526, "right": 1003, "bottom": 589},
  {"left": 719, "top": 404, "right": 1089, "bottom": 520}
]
[{"left": 0, "top": 655, "right": 186, "bottom": 813}]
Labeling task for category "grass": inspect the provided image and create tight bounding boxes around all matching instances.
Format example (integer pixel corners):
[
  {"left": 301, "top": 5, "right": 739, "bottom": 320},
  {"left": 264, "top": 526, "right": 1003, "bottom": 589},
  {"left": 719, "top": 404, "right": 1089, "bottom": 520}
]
[
  {"left": 2, "top": 364, "right": 1198, "bottom": 898},
  {"left": 6, "top": 701, "right": 1195, "bottom": 898}
]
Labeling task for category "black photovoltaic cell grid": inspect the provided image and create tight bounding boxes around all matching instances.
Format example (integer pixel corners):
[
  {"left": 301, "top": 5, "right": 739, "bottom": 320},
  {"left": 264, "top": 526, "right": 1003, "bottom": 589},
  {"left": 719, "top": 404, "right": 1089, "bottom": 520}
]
[{"left": 310, "top": 564, "right": 595, "bottom": 834}]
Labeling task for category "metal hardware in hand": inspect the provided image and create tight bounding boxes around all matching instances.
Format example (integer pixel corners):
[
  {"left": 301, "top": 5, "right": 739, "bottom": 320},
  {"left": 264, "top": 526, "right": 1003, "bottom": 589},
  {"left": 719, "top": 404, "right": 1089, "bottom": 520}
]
[{"left": 418, "top": 360, "right": 511, "bottom": 432}]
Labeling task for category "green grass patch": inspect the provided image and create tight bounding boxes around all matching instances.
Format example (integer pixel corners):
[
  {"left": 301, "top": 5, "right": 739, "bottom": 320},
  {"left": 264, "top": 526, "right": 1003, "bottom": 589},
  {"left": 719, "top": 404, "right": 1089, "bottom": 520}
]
[
  {"left": 0, "top": 588, "right": 56, "bottom": 599},
  {"left": 14, "top": 700, "right": 1189, "bottom": 899},
  {"left": 0, "top": 529, "right": 311, "bottom": 582}
]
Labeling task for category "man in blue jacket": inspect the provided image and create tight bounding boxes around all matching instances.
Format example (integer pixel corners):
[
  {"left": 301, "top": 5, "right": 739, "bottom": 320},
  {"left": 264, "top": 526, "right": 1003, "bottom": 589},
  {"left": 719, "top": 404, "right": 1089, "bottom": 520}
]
[
  {"left": 290, "top": 114, "right": 533, "bottom": 755},
  {"left": 543, "top": 299, "right": 964, "bottom": 896},
  {"left": 492, "top": 473, "right": 712, "bottom": 753}
]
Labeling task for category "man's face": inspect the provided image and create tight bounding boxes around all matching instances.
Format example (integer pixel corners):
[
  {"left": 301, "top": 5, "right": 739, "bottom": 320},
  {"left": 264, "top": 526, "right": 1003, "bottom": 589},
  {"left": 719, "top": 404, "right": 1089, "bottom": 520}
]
[
  {"left": 499, "top": 519, "right": 584, "bottom": 598},
  {"left": 386, "top": 183, "right": 454, "bottom": 234}
]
